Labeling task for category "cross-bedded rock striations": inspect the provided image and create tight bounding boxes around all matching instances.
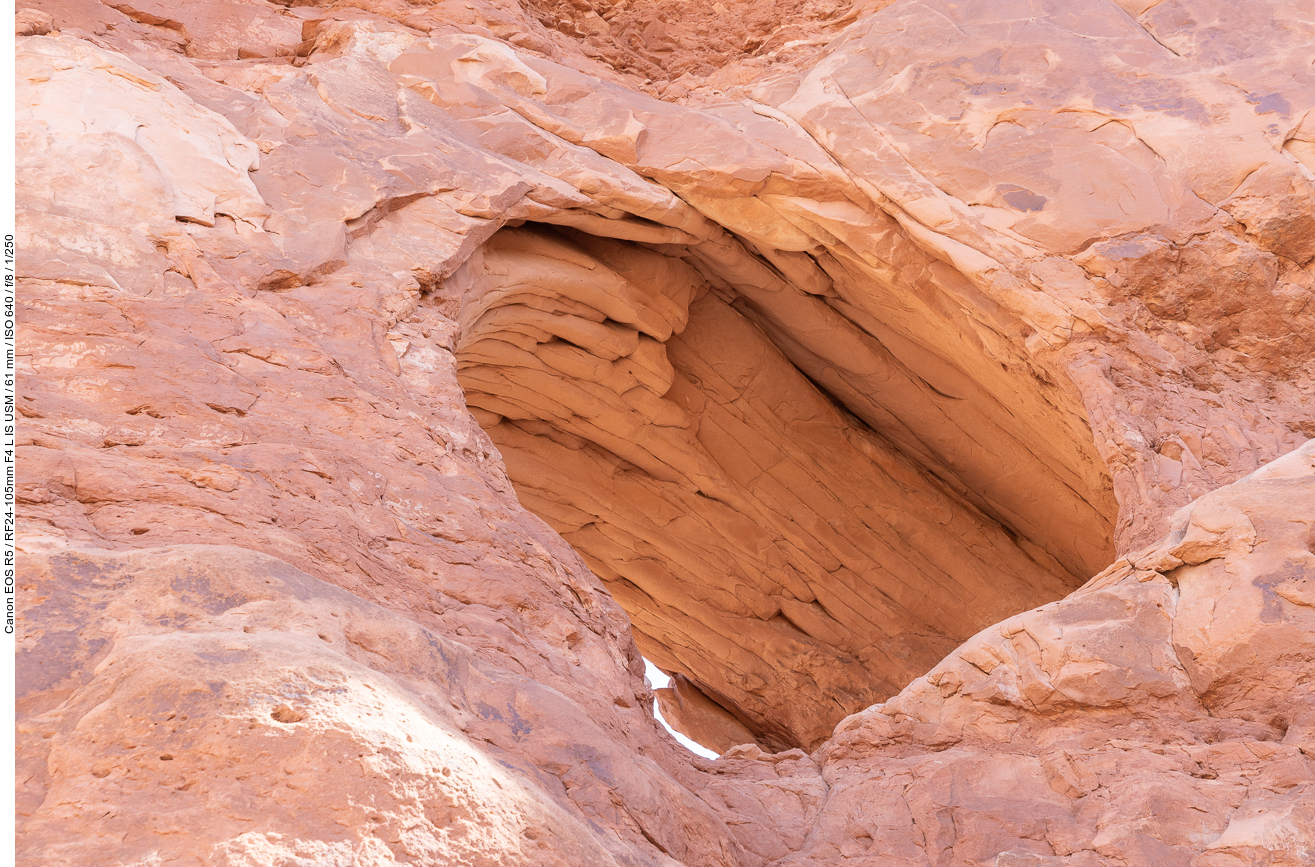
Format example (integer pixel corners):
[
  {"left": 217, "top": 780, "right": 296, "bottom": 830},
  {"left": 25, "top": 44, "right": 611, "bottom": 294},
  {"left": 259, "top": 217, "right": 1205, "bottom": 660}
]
[
  {"left": 14, "top": 0, "right": 1315, "bottom": 863},
  {"left": 454, "top": 224, "right": 1082, "bottom": 751},
  {"left": 703, "top": 441, "right": 1315, "bottom": 867}
]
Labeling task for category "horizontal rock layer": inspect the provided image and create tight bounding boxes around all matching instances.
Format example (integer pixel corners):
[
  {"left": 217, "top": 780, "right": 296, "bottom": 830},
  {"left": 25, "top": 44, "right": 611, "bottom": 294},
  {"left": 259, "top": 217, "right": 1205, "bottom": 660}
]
[{"left": 455, "top": 224, "right": 1082, "bottom": 749}]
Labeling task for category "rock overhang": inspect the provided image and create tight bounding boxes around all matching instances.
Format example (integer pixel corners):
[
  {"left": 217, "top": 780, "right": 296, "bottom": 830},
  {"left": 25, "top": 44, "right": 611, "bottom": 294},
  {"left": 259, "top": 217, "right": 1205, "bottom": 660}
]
[
  {"left": 21, "top": 0, "right": 1315, "bottom": 754},
  {"left": 14, "top": 0, "right": 1315, "bottom": 862},
  {"left": 451, "top": 217, "right": 1115, "bottom": 750}
]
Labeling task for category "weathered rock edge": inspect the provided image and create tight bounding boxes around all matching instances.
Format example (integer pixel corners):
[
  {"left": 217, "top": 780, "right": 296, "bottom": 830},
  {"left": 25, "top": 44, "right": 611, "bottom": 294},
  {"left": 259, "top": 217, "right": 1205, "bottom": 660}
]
[
  {"left": 17, "top": 437, "right": 1315, "bottom": 866},
  {"left": 15, "top": 0, "right": 1315, "bottom": 862}
]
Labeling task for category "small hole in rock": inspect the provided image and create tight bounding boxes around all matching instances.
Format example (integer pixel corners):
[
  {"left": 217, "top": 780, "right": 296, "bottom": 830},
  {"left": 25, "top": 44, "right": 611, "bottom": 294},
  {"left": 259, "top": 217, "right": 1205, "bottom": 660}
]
[
  {"left": 130, "top": 528, "right": 149, "bottom": 535},
  {"left": 271, "top": 705, "right": 306, "bottom": 724},
  {"left": 159, "top": 754, "right": 174, "bottom": 761}
]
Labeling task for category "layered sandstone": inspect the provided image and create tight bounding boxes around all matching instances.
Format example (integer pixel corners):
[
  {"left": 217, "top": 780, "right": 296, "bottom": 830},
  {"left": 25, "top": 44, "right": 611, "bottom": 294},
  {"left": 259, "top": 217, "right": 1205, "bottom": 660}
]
[
  {"left": 702, "top": 441, "right": 1315, "bottom": 867},
  {"left": 14, "top": 0, "right": 1315, "bottom": 863},
  {"left": 454, "top": 224, "right": 1082, "bottom": 750}
]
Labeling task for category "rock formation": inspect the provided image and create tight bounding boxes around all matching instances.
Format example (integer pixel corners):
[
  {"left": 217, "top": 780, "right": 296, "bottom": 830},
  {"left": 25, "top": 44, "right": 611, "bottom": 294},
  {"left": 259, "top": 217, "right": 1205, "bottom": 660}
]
[
  {"left": 714, "top": 440, "right": 1315, "bottom": 867},
  {"left": 14, "top": 0, "right": 1315, "bottom": 864}
]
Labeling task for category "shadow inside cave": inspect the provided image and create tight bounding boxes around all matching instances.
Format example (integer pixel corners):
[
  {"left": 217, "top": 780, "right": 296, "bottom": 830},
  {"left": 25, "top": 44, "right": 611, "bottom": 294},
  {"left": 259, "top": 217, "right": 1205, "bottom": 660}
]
[{"left": 447, "top": 219, "right": 1118, "bottom": 751}]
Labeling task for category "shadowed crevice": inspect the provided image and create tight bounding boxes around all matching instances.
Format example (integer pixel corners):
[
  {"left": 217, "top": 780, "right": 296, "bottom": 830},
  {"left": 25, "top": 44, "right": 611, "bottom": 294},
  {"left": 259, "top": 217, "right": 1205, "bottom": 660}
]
[{"left": 451, "top": 221, "right": 1116, "bottom": 751}]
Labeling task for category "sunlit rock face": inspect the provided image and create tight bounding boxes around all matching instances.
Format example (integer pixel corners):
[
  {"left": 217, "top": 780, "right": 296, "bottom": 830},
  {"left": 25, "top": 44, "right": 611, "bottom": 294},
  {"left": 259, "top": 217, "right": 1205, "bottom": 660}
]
[
  {"left": 15, "top": 0, "right": 1315, "bottom": 863},
  {"left": 18, "top": 544, "right": 742, "bottom": 867},
  {"left": 704, "top": 441, "right": 1315, "bottom": 867}
]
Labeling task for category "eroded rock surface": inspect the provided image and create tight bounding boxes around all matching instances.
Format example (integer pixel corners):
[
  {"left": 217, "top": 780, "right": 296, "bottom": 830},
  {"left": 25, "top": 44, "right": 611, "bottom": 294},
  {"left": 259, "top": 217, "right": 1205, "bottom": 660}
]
[
  {"left": 15, "top": 0, "right": 1315, "bottom": 862},
  {"left": 703, "top": 440, "right": 1315, "bottom": 867},
  {"left": 455, "top": 224, "right": 1080, "bottom": 750},
  {"left": 18, "top": 543, "right": 747, "bottom": 867}
]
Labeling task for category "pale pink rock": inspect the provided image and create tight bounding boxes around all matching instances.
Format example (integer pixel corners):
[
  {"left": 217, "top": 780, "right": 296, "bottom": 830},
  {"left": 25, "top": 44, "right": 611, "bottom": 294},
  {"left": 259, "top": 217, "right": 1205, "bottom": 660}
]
[{"left": 14, "top": 0, "right": 1315, "bottom": 863}]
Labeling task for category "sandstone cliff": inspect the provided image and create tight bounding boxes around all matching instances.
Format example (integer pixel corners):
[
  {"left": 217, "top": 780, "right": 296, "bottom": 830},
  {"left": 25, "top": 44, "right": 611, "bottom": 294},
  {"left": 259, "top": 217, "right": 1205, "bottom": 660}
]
[{"left": 15, "top": 0, "right": 1315, "bottom": 864}]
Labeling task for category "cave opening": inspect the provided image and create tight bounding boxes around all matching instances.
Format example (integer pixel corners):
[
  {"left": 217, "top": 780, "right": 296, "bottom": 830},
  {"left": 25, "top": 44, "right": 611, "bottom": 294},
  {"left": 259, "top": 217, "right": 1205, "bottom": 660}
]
[{"left": 449, "top": 218, "right": 1118, "bottom": 753}]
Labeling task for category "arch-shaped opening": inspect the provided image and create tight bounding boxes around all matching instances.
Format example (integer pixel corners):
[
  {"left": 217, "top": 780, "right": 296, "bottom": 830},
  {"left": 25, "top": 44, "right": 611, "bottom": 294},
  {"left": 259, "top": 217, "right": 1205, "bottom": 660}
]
[{"left": 450, "top": 219, "right": 1117, "bottom": 751}]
